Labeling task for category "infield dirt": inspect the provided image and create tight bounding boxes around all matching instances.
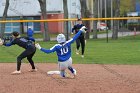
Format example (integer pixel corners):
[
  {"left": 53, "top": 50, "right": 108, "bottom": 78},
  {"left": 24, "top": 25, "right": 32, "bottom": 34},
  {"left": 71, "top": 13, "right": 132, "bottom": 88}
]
[{"left": 0, "top": 63, "right": 140, "bottom": 93}]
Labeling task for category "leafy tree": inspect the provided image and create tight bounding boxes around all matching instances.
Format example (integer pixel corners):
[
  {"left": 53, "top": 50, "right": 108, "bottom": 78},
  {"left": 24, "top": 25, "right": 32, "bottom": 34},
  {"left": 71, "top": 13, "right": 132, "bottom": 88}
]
[{"left": 120, "top": 0, "right": 135, "bottom": 16}]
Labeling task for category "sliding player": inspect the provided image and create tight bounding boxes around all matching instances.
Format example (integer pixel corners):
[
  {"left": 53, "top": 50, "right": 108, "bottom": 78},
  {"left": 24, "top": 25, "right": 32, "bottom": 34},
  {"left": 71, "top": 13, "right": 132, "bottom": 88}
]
[{"left": 35, "top": 26, "right": 87, "bottom": 78}]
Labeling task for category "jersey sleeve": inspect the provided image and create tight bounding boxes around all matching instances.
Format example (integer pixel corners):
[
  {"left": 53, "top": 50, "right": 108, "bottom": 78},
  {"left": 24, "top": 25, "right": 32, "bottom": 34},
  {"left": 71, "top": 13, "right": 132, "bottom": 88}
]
[
  {"left": 71, "top": 25, "right": 77, "bottom": 33},
  {"left": 3, "top": 39, "right": 15, "bottom": 46},
  {"left": 40, "top": 45, "right": 57, "bottom": 54},
  {"left": 68, "top": 30, "right": 82, "bottom": 44}
]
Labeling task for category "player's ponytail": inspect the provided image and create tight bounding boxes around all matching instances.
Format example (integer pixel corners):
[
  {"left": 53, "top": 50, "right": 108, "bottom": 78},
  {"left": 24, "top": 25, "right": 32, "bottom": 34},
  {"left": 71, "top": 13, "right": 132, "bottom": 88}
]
[{"left": 12, "top": 31, "right": 19, "bottom": 37}]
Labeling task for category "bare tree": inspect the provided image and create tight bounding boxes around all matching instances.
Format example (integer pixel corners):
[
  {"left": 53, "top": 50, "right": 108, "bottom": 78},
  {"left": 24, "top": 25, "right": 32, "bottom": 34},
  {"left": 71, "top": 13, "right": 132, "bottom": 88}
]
[
  {"left": 93, "top": 0, "right": 98, "bottom": 39},
  {"left": 8, "top": 6, "right": 24, "bottom": 34},
  {"left": 112, "top": 0, "right": 120, "bottom": 39},
  {"left": 38, "top": 0, "right": 50, "bottom": 41},
  {"left": 63, "top": 0, "right": 69, "bottom": 40},
  {"left": 0, "top": 0, "right": 9, "bottom": 38},
  {"left": 79, "top": 0, "right": 90, "bottom": 39}
]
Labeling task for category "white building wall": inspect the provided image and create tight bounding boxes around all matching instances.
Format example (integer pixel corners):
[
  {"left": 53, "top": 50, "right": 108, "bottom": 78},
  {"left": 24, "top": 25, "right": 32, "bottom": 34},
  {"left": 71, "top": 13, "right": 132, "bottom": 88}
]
[
  {"left": 67, "top": 0, "right": 81, "bottom": 18},
  {"left": 46, "top": 0, "right": 63, "bottom": 12},
  {"left": 0, "top": 0, "right": 40, "bottom": 16},
  {"left": 0, "top": 0, "right": 81, "bottom": 17}
]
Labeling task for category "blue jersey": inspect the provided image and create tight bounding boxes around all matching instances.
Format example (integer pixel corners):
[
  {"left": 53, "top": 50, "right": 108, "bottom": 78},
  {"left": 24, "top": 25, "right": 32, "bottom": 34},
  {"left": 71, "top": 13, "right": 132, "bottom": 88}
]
[
  {"left": 27, "top": 28, "right": 34, "bottom": 37},
  {"left": 27, "top": 28, "right": 35, "bottom": 42},
  {"left": 40, "top": 30, "right": 82, "bottom": 62}
]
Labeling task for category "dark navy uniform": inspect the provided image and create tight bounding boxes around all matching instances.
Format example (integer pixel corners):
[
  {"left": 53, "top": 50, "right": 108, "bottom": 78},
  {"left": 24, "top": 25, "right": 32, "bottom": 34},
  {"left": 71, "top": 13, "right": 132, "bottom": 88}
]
[
  {"left": 3, "top": 36, "right": 36, "bottom": 71},
  {"left": 72, "top": 24, "right": 86, "bottom": 55}
]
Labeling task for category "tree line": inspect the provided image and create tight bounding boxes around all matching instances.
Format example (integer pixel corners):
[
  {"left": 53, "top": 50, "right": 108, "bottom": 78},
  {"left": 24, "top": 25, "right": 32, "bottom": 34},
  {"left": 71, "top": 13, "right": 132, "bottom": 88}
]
[{"left": 0, "top": 0, "right": 135, "bottom": 41}]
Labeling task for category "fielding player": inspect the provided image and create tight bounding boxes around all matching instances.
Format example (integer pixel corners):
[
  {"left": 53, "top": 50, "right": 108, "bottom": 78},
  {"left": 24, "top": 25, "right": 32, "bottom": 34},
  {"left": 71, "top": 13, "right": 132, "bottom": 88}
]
[
  {"left": 71, "top": 18, "right": 87, "bottom": 58},
  {"left": 0, "top": 31, "right": 37, "bottom": 75},
  {"left": 35, "top": 26, "right": 87, "bottom": 78}
]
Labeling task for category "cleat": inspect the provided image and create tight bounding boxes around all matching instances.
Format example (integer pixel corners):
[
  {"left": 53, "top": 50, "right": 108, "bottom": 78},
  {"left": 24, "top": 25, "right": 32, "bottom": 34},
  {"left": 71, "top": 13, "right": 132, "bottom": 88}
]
[
  {"left": 73, "top": 69, "right": 77, "bottom": 78},
  {"left": 29, "top": 69, "right": 37, "bottom": 72},
  {"left": 81, "top": 55, "right": 84, "bottom": 58},
  {"left": 11, "top": 70, "right": 21, "bottom": 75},
  {"left": 73, "top": 69, "right": 77, "bottom": 75},
  {"left": 76, "top": 52, "right": 79, "bottom": 55},
  {"left": 76, "top": 50, "right": 79, "bottom": 55}
]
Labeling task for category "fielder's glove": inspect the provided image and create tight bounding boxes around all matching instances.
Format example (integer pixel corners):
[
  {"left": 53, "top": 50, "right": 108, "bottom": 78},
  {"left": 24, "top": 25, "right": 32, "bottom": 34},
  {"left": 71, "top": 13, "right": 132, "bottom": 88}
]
[
  {"left": 80, "top": 26, "right": 87, "bottom": 33},
  {"left": 35, "top": 43, "right": 41, "bottom": 50}
]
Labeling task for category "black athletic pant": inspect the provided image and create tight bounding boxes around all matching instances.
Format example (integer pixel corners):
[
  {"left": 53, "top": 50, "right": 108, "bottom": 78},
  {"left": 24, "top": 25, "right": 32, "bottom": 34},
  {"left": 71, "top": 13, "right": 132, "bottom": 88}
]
[
  {"left": 17, "top": 45, "right": 36, "bottom": 71},
  {"left": 76, "top": 36, "right": 85, "bottom": 55}
]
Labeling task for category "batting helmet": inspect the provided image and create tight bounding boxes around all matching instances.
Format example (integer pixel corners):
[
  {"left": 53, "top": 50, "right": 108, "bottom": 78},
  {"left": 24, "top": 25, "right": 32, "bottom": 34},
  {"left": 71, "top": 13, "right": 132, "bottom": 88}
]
[{"left": 57, "top": 34, "right": 66, "bottom": 43}]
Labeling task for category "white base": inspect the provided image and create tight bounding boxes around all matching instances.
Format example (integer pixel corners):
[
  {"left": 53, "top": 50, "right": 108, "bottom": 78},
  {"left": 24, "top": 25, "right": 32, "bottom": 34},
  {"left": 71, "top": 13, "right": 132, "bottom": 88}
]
[{"left": 47, "top": 71, "right": 60, "bottom": 75}]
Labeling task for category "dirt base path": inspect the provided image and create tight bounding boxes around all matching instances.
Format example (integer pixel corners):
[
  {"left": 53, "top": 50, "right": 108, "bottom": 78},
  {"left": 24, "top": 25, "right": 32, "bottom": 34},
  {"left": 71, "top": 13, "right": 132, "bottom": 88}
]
[{"left": 0, "top": 63, "right": 140, "bottom": 93}]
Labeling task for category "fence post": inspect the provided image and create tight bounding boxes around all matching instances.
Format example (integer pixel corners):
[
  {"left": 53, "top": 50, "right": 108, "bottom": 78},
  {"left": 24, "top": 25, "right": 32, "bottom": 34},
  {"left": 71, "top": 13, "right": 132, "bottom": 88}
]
[{"left": 134, "top": 27, "right": 136, "bottom": 36}]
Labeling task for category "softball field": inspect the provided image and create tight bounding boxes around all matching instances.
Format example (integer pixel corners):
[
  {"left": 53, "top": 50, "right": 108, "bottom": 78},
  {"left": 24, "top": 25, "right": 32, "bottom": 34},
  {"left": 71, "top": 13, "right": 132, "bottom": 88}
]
[{"left": 0, "top": 63, "right": 140, "bottom": 93}]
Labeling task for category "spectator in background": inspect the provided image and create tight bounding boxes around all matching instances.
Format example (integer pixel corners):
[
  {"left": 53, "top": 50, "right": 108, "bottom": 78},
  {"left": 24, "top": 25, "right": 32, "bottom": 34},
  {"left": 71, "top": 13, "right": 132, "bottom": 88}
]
[
  {"left": 27, "top": 27, "right": 35, "bottom": 43},
  {"left": 71, "top": 18, "right": 87, "bottom": 58}
]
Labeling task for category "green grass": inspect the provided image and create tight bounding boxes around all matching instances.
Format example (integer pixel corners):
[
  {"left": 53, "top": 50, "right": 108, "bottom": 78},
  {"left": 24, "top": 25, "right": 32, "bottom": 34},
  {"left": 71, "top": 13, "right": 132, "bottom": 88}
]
[
  {"left": 22, "top": 33, "right": 58, "bottom": 38},
  {"left": 1, "top": 35, "right": 140, "bottom": 64},
  {"left": 97, "top": 30, "right": 112, "bottom": 34}
]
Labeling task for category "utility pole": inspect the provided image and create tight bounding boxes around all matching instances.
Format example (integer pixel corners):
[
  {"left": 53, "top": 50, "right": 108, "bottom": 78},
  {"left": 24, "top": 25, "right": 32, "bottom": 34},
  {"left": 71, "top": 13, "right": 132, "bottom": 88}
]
[
  {"left": 98, "top": 0, "right": 100, "bottom": 32},
  {"left": 98, "top": 0, "right": 100, "bottom": 18},
  {"left": 111, "top": 0, "right": 113, "bottom": 31},
  {"left": 105, "top": 0, "right": 108, "bottom": 43},
  {"left": 100, "top": 0, "right": 102, "bottom": 18}
]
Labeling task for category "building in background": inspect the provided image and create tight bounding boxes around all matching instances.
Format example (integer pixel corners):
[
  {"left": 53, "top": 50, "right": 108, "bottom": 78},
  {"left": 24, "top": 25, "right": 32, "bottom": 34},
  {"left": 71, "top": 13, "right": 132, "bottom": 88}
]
[
  {"left": 0, "top": 0, "right": 81, "bottom": 33},
  {"left": 136, "top": 0, "right": 140, "bottom": 13},
  {"left": 126, "top": 0, "right": 140, "bottom": 31}
]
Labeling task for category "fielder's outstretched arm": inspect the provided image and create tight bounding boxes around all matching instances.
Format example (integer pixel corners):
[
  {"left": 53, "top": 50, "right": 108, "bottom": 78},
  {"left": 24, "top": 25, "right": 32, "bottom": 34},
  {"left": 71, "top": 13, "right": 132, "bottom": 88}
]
[{"left": 3, "top": 41, "right": 13, "bottom": 46}]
